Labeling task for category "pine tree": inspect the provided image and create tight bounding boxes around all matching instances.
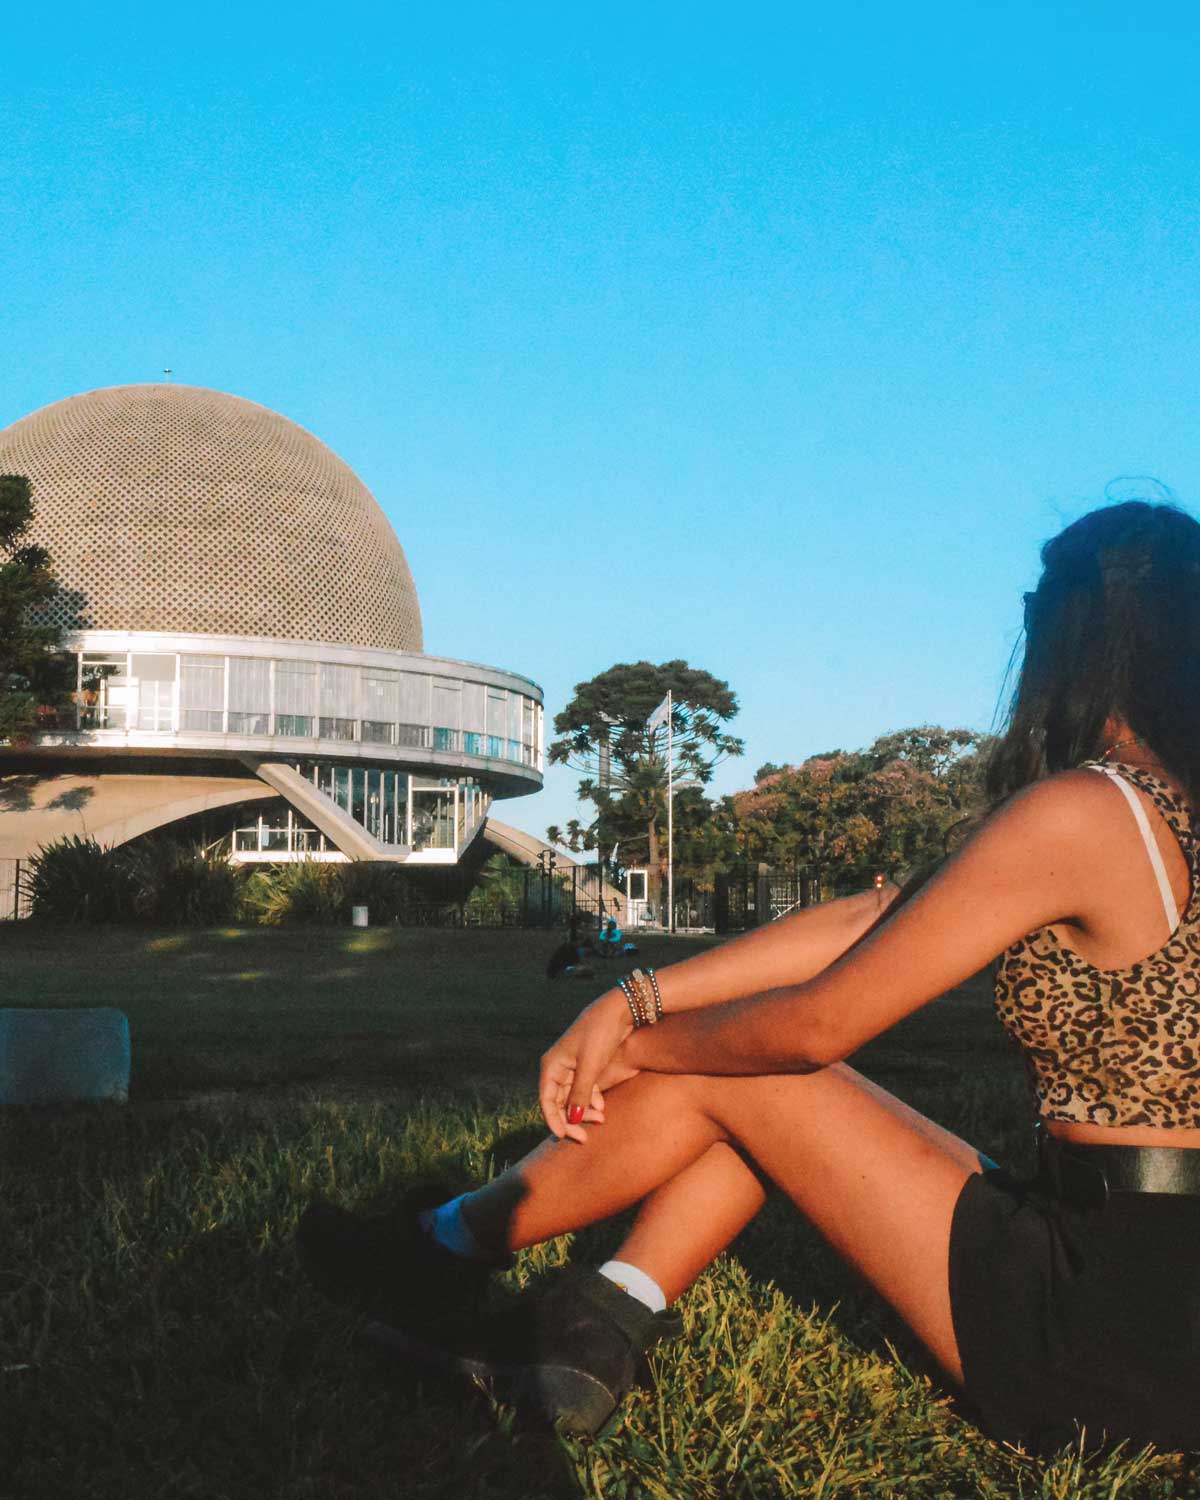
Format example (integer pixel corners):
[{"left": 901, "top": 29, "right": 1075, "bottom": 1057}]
[{"left": 0, "top": 473, "right": 73, "bottom": 739}]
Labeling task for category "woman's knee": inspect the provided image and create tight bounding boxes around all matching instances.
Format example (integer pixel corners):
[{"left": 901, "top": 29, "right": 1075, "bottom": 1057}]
[{"left": 613, "top": 1069, "right": 721, "bottom": 1119}]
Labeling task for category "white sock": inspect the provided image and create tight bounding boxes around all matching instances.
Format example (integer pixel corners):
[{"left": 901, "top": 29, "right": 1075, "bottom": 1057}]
[
  {"left": 418, "top": 1193, "right": 485, "bottom": 1261},
  {"left": 598, "top": 1260, "right": 667, "bottom": 1313}
]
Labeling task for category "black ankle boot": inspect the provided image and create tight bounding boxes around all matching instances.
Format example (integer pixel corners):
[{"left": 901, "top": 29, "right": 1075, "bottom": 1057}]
[
  {"left": 297, "top": 1187, "right": 509, "bottom": 1335},
  {"left": 365, "top": 1267, "right": 684, "bottom": 1437}
]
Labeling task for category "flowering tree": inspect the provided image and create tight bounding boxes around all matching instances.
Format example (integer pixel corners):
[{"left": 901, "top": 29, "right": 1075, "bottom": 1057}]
[{"left": 723, "top": 726, "right": 992, "bottom": 891}]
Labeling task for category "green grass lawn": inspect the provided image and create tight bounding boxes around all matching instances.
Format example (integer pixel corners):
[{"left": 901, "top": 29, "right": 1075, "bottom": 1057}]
[{"left": 2, "top": 924, "right": 1197, "bottom": 1498}]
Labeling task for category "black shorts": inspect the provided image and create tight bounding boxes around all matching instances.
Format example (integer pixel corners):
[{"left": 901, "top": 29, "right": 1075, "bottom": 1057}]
[{"left": 949, "top": 1167, "right": 1200, "bottom": 1454}]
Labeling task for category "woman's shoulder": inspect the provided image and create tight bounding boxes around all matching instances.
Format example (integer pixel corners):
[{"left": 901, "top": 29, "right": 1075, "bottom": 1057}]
[
  {"left": 991, "top": 767, "right": 1123, "bottom": 836},
  {"left": 979, "top": 767, "right": 1190, "bottom": 897}
]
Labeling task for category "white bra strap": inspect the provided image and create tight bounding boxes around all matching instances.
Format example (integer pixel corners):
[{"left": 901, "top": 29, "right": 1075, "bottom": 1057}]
[{"left": 1088, "top": 764, "right": 1180, "bottom": 931}]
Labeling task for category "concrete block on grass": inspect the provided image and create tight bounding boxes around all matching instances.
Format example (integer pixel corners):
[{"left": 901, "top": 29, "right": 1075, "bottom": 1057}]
[{"left": 0, "top": 1008, "right": 131, "bottom": 1105}]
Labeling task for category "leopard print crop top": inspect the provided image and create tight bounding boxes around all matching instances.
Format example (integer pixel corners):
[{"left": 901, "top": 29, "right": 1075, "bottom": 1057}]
[{"left": 993, "top": 762, "right": 1200, "bottom": 1128}]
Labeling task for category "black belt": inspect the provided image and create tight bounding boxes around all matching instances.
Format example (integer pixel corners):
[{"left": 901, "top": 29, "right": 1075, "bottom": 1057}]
[{"left": 1035, "top": 1124, "right": 1200, "bottom": 1210}]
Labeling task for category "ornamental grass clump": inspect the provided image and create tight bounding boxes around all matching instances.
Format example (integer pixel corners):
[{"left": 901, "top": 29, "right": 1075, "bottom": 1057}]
[
  {"left": 28, "top": 834, "right": 245, "bottom": 925},
  {"left": 26, "top": 834, "right": 133, "bottom": 921},
  {"left": 119, "top": 836, "right": 244, "bottom": 926},
  {"left": 241, "top": 860, "right": 349, "bottom": 925},
  {"left": 242, "top": 859, "right": 414, "bottom": 926}
]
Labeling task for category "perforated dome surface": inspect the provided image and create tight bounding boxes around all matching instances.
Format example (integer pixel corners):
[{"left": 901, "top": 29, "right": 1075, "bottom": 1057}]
[{"left": 0, "top": 384, "right": 423, "bottom": 650}]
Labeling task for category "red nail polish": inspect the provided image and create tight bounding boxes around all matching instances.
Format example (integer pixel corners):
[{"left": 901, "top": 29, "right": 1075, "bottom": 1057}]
[{"left": 567, "top": 1104, "right": 585, "bottom": 1125}]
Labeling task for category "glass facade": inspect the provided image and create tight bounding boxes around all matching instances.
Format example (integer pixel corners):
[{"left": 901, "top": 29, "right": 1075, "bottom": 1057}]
[
  {"left": 231, "top": 807, "right": 338, "bottom": 858},
  {"left": 280, "top": 760, "right": 490, "bottom": 854},
  {"left": 232, "top": 764, "right": 492, "bottom": 861},
  {"left": 64, "top": 648, "right": 543, "bottom": 771}
]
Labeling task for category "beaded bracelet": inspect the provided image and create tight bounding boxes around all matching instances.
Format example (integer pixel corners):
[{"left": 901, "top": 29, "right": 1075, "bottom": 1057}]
[
  {"left": 629, "top": 969, "right": 655, "bottom": 1024},
  {"left": 643, "top": 967, "right": 665, "bottom": 1023},
  {"left": 617, "top": 975, "right": 649, "bottom": 1029},
  {"left": 629, "top": 968, "right": 660, "bottom": 1024}
]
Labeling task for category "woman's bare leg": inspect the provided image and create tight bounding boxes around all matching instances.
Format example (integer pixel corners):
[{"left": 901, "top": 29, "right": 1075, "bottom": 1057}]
[
  {"left": 616, "top": 1143, "right": 768, "bottom": 1301},
  {"left": 462, "top": 1063, "right": 986, "bottom": 1381}
]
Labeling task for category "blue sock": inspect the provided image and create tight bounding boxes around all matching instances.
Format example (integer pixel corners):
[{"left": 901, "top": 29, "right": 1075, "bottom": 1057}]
[{"left": 418, "top": 1193, "right": 485, "bottom": 1260}]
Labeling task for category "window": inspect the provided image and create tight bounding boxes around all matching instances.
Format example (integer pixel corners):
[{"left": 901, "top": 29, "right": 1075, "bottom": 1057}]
[
  {"left": 398, "top": 672, "right": 429, "bottom": 727},
  {"left": 319, "top": 717, "right": 356, "bottom": 740},
  {"left": 180, "top": 655, "right": 224, "bottom": 732},
  {"left": 361, "top": 668, "right": 398, "bottom": 744},
  {"left": 80, "top": 653, "right": 128, "bottom": 729},
  {"left": 130, "top": 654, "right": 176, "bottom": 731},
  {"left": 276, "top": 660, "right": 316, "bottom": 737},
  {"left": 320, "top": 664, "right": 356, "bottom": 741},
  {"left": 365, "top": 769, "right": 384, "bottom": 838},
  {"left": 522, "top": 696, "right": 536, "bottom": 756},
  {"left": 487, "top": 687, "right": 507, "bottom": 739},
  {"left": 462, "top": 681, "right": 486, "bottom": 741},
  {"left": 378, "top": 771, "right": 406, "bottom": 844},
  {"left": 228, "top": 657, "right": 270, "bottom": 735}
]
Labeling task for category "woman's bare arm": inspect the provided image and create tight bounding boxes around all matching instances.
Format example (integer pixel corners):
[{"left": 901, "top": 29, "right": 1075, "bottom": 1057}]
[
  {"left": 539, "top": 883, "right": 901, "bottom": 1137},
  {"left": 620, "top": 771, "right": 1125, "bottom": 1080},
  {"left": 649, "top": 883, "right": 901, "bottom": 1012}
]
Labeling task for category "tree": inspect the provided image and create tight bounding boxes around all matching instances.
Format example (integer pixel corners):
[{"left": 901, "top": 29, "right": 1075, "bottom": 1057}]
[
  {"left": 548, "top": 659, "right": 744, "bottom": 903},
  {"left": 0, "top": 474, "right": 73, "bottom": 740},
  {"left": 723, "top": 725, "right": 994, "bottom": 892}
]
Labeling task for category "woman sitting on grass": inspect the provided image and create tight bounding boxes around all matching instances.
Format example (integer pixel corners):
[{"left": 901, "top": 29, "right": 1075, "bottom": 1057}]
[{"left": 301, "top": 500, "right": 1200, "bottom": 1455}]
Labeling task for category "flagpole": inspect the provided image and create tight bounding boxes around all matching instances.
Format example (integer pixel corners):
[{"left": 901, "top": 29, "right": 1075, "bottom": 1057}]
[{"left": 667, "top": 690, "right": 674, "bottom": 934}]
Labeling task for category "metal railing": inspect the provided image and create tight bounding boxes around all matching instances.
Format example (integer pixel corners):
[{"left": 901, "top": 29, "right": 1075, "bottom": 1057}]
[{"left": 0, "top": 859, "right": 31, "bottom": 920}]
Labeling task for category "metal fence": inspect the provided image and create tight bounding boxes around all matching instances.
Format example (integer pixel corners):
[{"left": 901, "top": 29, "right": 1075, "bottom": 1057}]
[
  {"left": 410, "top": 869, "right": 717, "bottom": 932},
  {"left": 457, "top": 866, "right": 624, "bottom": 930},
  {"left": 0, "top": 853, "right": 721, "bottom": 932},
  {"left": 714, "top": 863, "right": 822, "bottom": 934},
  {"left": 0, "top": 859, "right": 31, "bottom": 921}
]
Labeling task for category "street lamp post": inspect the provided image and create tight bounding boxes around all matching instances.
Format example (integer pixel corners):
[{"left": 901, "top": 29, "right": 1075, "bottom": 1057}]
[{"left": 537, "top": 847, "right": 557, "bottom": 927}]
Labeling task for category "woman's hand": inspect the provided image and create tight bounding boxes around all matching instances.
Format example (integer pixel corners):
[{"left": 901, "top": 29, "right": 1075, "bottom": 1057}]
[{"left": 539, "top": 987, "right": 635, "bottom": 1143}]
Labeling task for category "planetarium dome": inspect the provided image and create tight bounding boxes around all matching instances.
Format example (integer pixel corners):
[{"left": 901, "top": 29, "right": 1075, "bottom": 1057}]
[
  {"left": 0, "top": 382, "right": 542, "bottom": 879},
  {"left": 0, "top": 383, "right": 423, "bottom": 652}
]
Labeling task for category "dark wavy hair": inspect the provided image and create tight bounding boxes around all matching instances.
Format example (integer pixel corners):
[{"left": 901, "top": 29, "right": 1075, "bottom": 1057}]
[{"left": 986, "top": 500, "right": 1200, "bottom": 809}]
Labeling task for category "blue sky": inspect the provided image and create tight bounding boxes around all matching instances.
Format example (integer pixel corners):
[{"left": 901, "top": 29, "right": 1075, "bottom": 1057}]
[{"left": 4, "top": 2, "right": 1198, "bottom": 838}]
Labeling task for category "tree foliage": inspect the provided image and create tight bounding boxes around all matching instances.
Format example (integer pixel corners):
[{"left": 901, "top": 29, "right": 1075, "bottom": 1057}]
[
  {"left": 547, "top": 660, "right": 744, "bottom": 885},
  {"left": 719, "top": 725, "right": 994, "bottom": 891},
  {"left": 0, "top": 473, "right": 73, "bottom": 739}
]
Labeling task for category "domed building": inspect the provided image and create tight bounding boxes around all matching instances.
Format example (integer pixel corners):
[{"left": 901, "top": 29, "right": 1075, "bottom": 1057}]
[{"left": 0, "top": 383, "right": 543, "bottom": 880}]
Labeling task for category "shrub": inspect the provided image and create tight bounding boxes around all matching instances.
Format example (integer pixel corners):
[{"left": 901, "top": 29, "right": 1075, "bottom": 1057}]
[
  {"left": 118, "top": 837, "right": 244, "bottom": 926},
  {"left": 27, "top": 835, "right": 133, "bottom": 922},
  {"left": 340, "top": 861, "right": 412, "bottom": 924},
  {"left": 29, "top": 842, "right": 414, "bottom": 928},
  {"left": 463, "top": 852, "right": 527, "bottom": 925},
  {"left": 240, "top": 861, "right": 348, "bottom": 926}
]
